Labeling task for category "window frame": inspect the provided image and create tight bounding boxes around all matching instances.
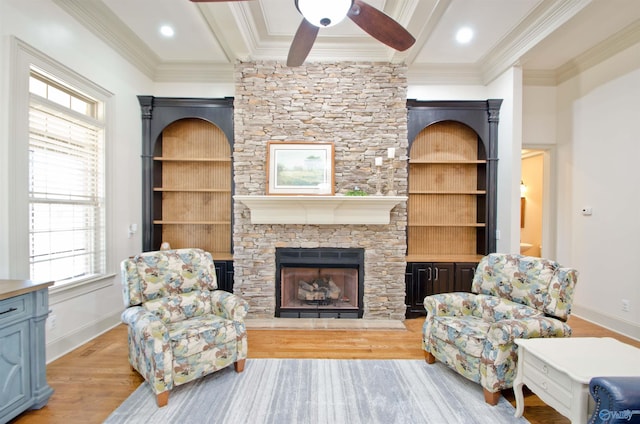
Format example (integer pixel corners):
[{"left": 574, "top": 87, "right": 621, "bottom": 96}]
[{"left": 8, "top": 38, "right": 115, "bottom": 296}]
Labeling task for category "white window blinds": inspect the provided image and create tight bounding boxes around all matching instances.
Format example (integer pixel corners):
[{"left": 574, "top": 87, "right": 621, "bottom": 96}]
[{"left": 28, "top": 72, "right": 106, "bottom": 285}]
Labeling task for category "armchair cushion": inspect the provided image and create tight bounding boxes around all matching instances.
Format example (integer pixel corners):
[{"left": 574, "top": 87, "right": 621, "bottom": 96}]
[{"left": 472, "top": 253, "right": 578, "bottom": 321}]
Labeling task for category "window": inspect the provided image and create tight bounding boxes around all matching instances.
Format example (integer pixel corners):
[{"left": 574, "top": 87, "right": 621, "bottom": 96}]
[{"left": 28, "top": 69, "right": 106, "bottom": 286}]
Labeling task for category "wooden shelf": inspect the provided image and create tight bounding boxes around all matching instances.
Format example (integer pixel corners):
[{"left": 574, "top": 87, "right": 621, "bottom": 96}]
[
  {"left": 409, "top": 190, "right": 486, "bottom": 194},
  {"left": 154, "top": 157, "right": 231, "bottom": 162},
  {"left": 406, "top": 254, "right": 484, "bottom": 263},
  {"left": 154, "top": 221, "right": 230, "bottom": 225},
  {"left": 211, "top": 252, "right": 233, "bottom": 261},
  {"left": 410, "top": 160, "right": 486, "bottom": 164},
  {"left": 408, "top": 223, "right": 486, "bottom": 227},
  {"left": 154, "top": 188, "right": 231, "bottom": 192}
]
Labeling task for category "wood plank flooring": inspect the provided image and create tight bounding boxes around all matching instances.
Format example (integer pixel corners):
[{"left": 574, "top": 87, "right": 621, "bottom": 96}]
[{"left": 10, "top": 316, "right": 640, "bottom": 424}]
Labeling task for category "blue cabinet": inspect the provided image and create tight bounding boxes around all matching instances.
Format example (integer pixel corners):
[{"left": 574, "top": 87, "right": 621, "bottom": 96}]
[{"left": 0, "top": 281, "right": 54, "bottom": 424}]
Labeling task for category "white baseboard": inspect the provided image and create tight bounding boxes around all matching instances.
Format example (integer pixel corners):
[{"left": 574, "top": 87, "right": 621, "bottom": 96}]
[
  {"left": 572, "top": 304, "right": 640, "bottom": 342},
  {"left": 46, "top": 311, "right": 122, "bottom": 363}
]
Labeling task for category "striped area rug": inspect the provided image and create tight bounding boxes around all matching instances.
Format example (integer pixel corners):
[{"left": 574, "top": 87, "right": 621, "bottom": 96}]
[{"left": 105, "top": 359, "right": 529, "bottom": 424}]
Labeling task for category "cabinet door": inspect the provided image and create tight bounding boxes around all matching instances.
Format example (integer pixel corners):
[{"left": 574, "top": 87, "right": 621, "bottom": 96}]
[
  {"left": 406, "top": 263, "right": 431, "bottom": 316},
  {"left": 454, "top": 262, "right": 478, "bottom": 292},
  {"left": 0, "top": 321, "right": 30, "bottom": 419},
  {"left": 431, "top": 263, "right": 454, "bottom": 294},
  {"left": 214, "top": 260, "right": 234, "bottom": 293}
]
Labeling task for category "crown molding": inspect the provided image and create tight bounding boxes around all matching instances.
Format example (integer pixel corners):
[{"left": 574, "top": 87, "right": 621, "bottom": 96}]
[
  {"left": 479, "top": 0, "right": 592, "bottom": 85},
  {"left": 52, "top": 0, "right": 159, "bottom": 80},
  {"left": 554, "top": 19, "right": 640, "bottom": 84},
  {"left": 524, "top": 19, "right": 640, "bottom": 86},
  {"left": 522, "top": 69, "right": 557, "bottom": 86}
]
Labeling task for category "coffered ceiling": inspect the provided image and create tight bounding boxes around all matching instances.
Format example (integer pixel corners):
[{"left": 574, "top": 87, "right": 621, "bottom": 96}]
[{"left": 53, "top": 0, "right": 640, "bottom": 85}]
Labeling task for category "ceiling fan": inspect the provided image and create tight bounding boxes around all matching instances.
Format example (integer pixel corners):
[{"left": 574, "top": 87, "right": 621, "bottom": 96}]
[{"left": 190, "top": 0, "right": 416, "bottom": 66}]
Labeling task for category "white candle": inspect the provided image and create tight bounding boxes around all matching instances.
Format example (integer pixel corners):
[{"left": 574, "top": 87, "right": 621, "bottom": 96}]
[
  {"left": 387, "top": 147, "right": 395, "bottom": 159},
  {"left": 375, "top": 157, "right": 383, "bottom": 166}
]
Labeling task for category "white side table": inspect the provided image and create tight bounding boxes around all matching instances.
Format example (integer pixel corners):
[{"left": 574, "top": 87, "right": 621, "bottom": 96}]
[{"left": 514, "top": 337, "right": 640, "bottom": 423}]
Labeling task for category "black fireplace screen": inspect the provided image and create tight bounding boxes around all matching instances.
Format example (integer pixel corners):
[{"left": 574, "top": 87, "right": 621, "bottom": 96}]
[{"left": 275, "top": 248, "right": 364, "bottom": 318}]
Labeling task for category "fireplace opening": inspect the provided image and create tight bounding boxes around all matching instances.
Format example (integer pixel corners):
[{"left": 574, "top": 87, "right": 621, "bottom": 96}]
[{"left": 276, "top": 248, "right": 364, "bottom": 318}]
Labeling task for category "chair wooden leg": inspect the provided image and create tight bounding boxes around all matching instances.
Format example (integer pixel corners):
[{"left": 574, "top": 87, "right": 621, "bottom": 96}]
[
  {"left": 234, "top": 358, "right": 246, "bottom": 373},
  {"left": 424, "top": 351, "right": 436, "bottom": 364},
  {"left": 156, "top": 391, "right": 169, "bottom": 407},
  {"left": 483, "top": 388, "right": 501, "bottom": 405}
]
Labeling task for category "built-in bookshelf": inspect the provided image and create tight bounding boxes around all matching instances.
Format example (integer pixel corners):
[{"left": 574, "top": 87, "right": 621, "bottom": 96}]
[
  {"left": 407, "top": 120, "right": 487, "bottom": 262},
  {"left": 152, "top": 118, "right": 232, "bottom": 258}
]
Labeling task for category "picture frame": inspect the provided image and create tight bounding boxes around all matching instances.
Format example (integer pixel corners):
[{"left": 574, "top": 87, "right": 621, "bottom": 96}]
[{"left": 266, "top": 142, "right": 335, "bottom": 195}]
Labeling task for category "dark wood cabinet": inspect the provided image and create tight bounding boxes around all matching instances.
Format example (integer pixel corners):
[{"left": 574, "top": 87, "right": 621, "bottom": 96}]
[
  {"left": 405, "top": 262, "right": 453, "bottom": 317},
  {"left": 406, "top": 262, "right": 478, "bottom": 317}
]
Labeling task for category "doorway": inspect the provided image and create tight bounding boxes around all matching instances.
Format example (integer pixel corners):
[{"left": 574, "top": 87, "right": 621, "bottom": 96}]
[{"left": 520, "top": 148, "right": 554, "bottom": 258}]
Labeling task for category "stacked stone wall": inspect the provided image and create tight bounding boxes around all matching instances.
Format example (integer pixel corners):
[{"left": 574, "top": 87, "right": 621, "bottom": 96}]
[{"left": 233, "top": 61, "right": 408, "bottom": 320}]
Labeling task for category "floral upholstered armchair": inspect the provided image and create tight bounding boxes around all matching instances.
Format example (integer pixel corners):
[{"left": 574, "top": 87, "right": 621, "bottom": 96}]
[
  {"left": 121, "top": 248, "right": 249, "bottom": 407},
  {"left": 422, "top": 253, "right": 578, "bottom": 405}
]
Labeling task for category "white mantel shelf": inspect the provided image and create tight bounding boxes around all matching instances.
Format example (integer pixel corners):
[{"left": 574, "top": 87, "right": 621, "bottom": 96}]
[{"left": 235, "top": 195, "right": 407, "bottom": 225}]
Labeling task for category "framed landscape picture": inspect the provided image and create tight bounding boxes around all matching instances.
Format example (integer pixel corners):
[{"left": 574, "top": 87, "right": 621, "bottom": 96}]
[{"left": 267, "top": 142, "right": 335, "bottom": 195}]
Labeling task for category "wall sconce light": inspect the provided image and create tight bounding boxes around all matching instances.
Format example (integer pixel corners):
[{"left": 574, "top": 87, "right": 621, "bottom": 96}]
[{"left": 520, "top": 181, "right": 527, "bottom": 198}]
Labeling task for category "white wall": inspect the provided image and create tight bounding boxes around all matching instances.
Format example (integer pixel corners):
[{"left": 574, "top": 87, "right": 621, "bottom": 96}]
[
  {"left": 523, "top": 86, "right": 557, "bottom": 146},
  {"left": 0, "top": 0, "right": 152, "bottom": 361},
  {"left": 555, "top": 41, "right": 640, "bottom": 338}
]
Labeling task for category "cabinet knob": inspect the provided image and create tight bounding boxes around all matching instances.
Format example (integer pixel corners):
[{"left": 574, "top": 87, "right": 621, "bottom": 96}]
[
  {"left": 541, "top": 364, "right": 548, "bottom": 374},
  {"left": 541, "top": 381, "right": 548, "bottom": 391}
]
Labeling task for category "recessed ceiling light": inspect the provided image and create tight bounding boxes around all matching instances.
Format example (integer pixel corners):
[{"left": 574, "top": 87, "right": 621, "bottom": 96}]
[
  {"left": 456, "top": 27, "right": 473, "bottom": 44},
  {"left": 160, "top": 25, "right": 175, "bottom": 38}
]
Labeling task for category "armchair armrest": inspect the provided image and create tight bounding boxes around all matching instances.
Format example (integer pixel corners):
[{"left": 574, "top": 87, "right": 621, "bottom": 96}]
[
  {"left": 424, "top": 292, "right": 478, "bottom": 317},
  {"left": 486, "top": 316, "right": 572, "bottom": 346},
  {"left": 589, "top": 377, "right": 640, "bottom": 424},
  {"left": 121, "top": 306, "right": 173, "bottom": 394},
  {"left": 210, "top": 290, "right": 249, "bottom": 321}
]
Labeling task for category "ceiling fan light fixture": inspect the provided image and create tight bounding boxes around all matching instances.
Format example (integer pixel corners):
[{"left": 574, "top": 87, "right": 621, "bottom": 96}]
[{"left": 296, "top": 0, "right": 353, "bottom": 28}]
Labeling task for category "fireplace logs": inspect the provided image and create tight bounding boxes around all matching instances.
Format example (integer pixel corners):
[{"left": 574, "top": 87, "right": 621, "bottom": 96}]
[{"left": 297, "top": 276, "right": 341, "bottom": 305}]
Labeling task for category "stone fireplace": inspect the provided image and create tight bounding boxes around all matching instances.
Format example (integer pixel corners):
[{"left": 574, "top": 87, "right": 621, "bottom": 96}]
[{"left": 232, "top": 61, "right": 408, "bottom": 320}]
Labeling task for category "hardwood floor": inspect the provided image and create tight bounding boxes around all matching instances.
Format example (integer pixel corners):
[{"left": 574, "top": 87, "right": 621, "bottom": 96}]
[{"left": 10, "top": 315, "right": 640, "bottom": 424}]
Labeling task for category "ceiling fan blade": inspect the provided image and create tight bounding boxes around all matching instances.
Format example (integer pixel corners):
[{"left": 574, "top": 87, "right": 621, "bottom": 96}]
[
  {"left": 287, "top": 19, "right": 319, "bottom": 67},
  {"left": 347, "top": 0, "right": 415, "bottom": 52}
]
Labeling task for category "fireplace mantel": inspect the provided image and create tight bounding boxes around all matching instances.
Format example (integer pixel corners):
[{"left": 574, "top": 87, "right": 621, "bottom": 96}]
[{"left": 235, "top": 195, "right": 407, "bottom": 225}]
